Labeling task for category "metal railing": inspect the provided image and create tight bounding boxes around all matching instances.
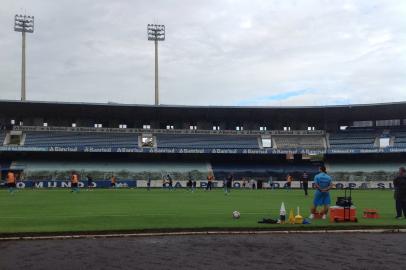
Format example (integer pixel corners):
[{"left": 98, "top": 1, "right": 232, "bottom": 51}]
[{"left": 13, "top": 125, "right": 325, "bottom": 136}]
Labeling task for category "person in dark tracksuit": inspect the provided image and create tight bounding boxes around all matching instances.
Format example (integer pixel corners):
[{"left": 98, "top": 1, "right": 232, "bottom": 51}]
[
  {"left": 224, "top": 174, "right": 233, "bottom": 195},
  {"left": 186, "top": 179, "right": 192, "bottom": 191},
  {"left": 192, "top": 180, "right": 197, "bottom": 192},
  {"left": 86, "top": 175, "right": 93, "bottom": 190},
  {"left": 167, "top": 174, "right": 173, "bottom": 191},
  {"left": 393, "top": 167, "right": 406, "bottom": 219},
  {"left": 301, "top": 172, "right": 309, "bottom": 196},
  {"left": 147, "top": 176, "right": 151, "bottom": 191}
]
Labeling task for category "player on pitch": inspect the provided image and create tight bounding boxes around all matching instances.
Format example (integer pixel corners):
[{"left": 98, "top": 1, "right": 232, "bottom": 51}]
[
  {"left": 309, "top": 166, "right": 332, "bottom": 220},
  {"left": 7, "top": 170, "right": 17, "bottom": 194},
  {"left": 111, "top": 175, "right": 117, "bottom": 189},
  {"left": 206, "top": 173, "right": 214, "bottom": 191},
  {"left": 70, "top": 171, "right": 79, "bottom": 193},
  {"left": 224, "top": 173, "right": 233, "bottom": 195}
]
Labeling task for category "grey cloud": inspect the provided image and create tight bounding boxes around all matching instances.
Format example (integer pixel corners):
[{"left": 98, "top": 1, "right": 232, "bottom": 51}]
[{"left": 0, "top": 0, "right": 405, "bottom": 106}]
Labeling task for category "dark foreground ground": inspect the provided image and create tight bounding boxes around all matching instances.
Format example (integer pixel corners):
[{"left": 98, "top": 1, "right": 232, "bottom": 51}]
[{"left": 1, "top": 233, "right": 406, "bottom": 270}]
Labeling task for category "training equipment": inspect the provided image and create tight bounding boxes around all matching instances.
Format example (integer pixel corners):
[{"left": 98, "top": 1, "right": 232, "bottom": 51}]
[
  {"left": 363, "top": 209, "right": 379, "bottom": 219},
  {"left": 294, "top": 207, "right": 303, "bottom": 224},
  {"left": 330, "top": 187, "right": 357, "bottom": 222},
  {"left": 258, "top": 218, "right": 278, "bottom": 224},
  {"left": 310, "top": 212, "right": 324, "bottom": 219},
  {"left": 302, "top": 218, "right": 311, "bottom": 224},
  {"left": 279, "top": 202, "right": 286, "bottom": 224},
  {"left": 232, "top": 210, "right": 240, "bottom": 219},
  {"left": 288, "top": 208, "right": 295, "bottom": 224},
  {"left": 336, "top": 188, "right": 353, "bottom": 207}
]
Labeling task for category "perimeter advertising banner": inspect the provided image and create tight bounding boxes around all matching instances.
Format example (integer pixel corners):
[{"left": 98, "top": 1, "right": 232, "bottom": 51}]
[
  {"left": 1, "top": 180, "right": 394, "bottom": 189},
  {"left": 2, "top": 145, "right": 406, "bottom": 155},
  {"left": 3, "top": 180, "right": 137, "bottom": 189}
]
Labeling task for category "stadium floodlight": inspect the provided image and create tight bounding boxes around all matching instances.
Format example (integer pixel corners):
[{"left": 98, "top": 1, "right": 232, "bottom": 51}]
[
  {"left": 14, "top": 14, "right": 34, "bottom": 101},
  {"left": 147, "top": 24, "right": 165, "bottom": 106}
]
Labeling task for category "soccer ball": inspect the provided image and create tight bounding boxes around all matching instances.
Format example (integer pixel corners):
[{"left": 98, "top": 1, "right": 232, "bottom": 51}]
[{"left": 232, "top": 210, "right": 240, "bottom": 219}]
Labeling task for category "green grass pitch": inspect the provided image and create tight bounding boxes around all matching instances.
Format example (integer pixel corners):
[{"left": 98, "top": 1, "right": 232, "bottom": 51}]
[{"left": 0, "top": 188, "right": 405, "bottom": 234}]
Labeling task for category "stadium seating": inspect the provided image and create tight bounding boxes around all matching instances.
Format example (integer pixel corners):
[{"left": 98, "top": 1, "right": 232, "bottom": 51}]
[
  {"left": 328, "top": 131, "right": 377, "bottom": 149},
  {"left": 391, "top": 131, "right": 406, "bottom": 147},
  {"left": 12, "top": 129, "right": 396, "bottom": 150},
  {"left": 23, "top": 132, "right": 139, "bottom": 148},
  {"left": 0, "top": 132, "right": 5, "bottom": 145},
  {"left": 272, "top": 135, "right": 325, "bottom": 149},
  {"left": 156, "top": 134, "right": 259, "bottom": 149}
]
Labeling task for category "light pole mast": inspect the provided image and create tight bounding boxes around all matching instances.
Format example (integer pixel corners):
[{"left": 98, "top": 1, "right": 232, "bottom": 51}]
[
  {"left": 14, "top": 14, "right": 34, "bottom": 101},
  {"left": 147, "top": 24, "right": 165, "bottom": 106}
]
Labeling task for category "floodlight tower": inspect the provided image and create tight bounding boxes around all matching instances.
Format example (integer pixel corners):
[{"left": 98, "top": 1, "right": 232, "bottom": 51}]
[
  {"left": 14, "top": 14, "right": 34, "bottom": 101},
  {"left": 147, "top": 24, "right": 165, "bottom": 105}
]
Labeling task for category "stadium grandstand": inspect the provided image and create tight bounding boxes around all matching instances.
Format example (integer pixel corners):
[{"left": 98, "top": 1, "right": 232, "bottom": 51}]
[{"left": 1, "top": 99, "right": 406, "bottom": 184}]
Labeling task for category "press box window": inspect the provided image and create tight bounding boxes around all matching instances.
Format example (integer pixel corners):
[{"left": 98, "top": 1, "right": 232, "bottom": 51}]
[
  {"left": 7, "top": 131, "right": 23, "bottom": 145},
  {"left": 262, "top": 138, "right": 272, "bottom": 148},
  {"left": 141, "top": 135, "right": 154, "bottom": 147},
  {"left": 353, "top": 121, "right": 373, "bottom": 127},
  {"left": 379, "top": 137, "right": 390, "bottom": 148}
]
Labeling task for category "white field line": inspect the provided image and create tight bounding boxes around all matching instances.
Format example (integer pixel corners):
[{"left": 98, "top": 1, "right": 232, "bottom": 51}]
[
  {"left": 0, "top": 229, "right": 404, "bottom": 241},
  {"left": 0, "top": 212, "right": 270, "bottom": 219}
]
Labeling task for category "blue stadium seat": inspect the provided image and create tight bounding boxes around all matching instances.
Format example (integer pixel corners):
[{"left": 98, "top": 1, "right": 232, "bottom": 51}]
[
  {"left": 0, "top": 132, "right": 5, "bottom": 145},
  {"left": 329, "top": 131, "right": 377, "bottom": 149},
  {"left": 392, "top": 131, "right": 406, "bottom": 146},
  {"left": 23, "top": 132, "right": 139, "bottom": 148},
  {"left": 156, "top": 134, "right": 259, "bottom": 149}
]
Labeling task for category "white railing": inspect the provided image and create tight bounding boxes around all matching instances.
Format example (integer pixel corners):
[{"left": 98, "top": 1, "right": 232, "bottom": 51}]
[{"left": 12, "top": 125, "right": 325, "bottom": 136}]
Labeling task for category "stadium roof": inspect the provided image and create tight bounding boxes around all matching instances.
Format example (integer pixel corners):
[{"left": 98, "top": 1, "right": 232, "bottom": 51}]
[{"left": 1, "top": 99, "right": 406, "bottom": 124}]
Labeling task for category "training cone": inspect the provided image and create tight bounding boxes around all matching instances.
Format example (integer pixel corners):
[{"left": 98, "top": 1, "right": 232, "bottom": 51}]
[
  {"left": 295, "top": 207, "right": 304, "bottom": 224},
  {"left": 289, "top": 208, "right": 295, "bottom": 224},
  {"left": 279, "top": 202, "right": 286, "bottom": 224}
]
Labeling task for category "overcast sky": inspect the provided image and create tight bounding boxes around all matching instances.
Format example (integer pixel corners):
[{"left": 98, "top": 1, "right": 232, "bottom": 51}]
[{"left": 0, "top": 0, "right": 405, "bottom": 106}]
